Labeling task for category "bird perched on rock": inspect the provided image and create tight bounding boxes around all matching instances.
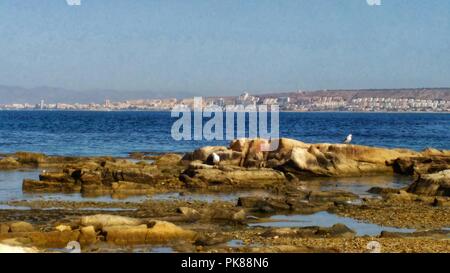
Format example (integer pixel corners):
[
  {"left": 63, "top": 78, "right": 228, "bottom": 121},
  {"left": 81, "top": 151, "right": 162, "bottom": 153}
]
[
  {"left": 343, "top": 134, "right": 352, "bottom": 144},
  {"left": 206, "top": 152, "right": 221, "bottom": 166},
  {"left": 211, "top": 152, "right": 220, "bottom": 165}
]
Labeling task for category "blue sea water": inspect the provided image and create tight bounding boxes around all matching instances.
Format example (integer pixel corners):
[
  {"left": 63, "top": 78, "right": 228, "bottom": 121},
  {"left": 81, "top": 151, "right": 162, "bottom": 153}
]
[{"left": 0, "top": 111, "right": 448, "bottom": 156}]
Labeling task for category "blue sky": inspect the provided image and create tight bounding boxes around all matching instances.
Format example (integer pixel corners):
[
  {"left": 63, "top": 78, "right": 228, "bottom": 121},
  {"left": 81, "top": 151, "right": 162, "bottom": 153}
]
[{"left": 0, "top": 0, "right": 449, "bottom": 96}]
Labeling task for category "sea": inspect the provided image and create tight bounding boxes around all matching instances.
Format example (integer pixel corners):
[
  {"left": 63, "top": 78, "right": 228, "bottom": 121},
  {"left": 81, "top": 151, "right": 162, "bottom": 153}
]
[{"left": 0, "top": 111, "right": 448, "bottom": 157}]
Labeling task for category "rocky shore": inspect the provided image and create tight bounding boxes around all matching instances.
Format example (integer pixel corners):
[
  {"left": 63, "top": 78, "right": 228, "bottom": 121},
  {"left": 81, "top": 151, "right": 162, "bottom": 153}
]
[{"left": 0, "top": 138, "right": 449, "bottom": 253}]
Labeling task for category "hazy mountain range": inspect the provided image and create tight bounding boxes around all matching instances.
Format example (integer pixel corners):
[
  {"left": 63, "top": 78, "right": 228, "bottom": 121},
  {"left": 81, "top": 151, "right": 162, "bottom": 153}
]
[
  {"left": 0, "top": 85, "right": 197, "bottom": 104},
  {"left": 0, "top": 85, "right": 449, "bottom": 104}
]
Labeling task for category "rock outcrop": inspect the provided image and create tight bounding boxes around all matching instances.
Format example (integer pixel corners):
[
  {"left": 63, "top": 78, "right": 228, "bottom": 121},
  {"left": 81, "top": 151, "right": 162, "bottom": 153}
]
[
  {"left": 0, "top": 215, "right": 196, "bottom": 249},
  {"left": 187, "top": 138, "right": 424, "bottom": 177},
  {"left": 18, "top": 138, "right": 450, "bottom": 194},
  {"left": 390, "top": 156, "right": 450, "bottom": 175},
  {"left": 180, "top": 165, "right": 287, "bottom": 189},
  {"left": 407, "top": 170, "right": 450, "bottom": 197}
]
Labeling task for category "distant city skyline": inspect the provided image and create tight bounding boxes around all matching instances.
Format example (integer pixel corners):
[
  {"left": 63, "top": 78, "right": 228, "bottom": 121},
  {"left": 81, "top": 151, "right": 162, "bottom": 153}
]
[
  {"left": 1, "top": 88, "right": 448, "bottom": 113},
  {"left": 0, "top": 84, "right": 450, "bottom": 104},
  {"left": 0, "top": 1, "right": 450, "bottom": 97}
]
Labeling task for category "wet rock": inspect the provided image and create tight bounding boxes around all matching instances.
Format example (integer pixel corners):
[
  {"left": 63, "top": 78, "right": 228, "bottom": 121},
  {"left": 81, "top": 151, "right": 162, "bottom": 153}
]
[
  {"left": 308, "top": 190, "right": 358, "bottom": 202},
  {"left": 145, "top": 220, "right": 196, "bottom": 243},
  {"left": 385, "top": 190, "right": 416, "bottom": 202},
  {"left": 80, "top": 184, "right": 112, "bottom": 195},
  {"left": 232, "top": 209, "right": 246, "bottom": 222},
  {"left": 188, "top": 161, "right": 214, "bottom": 170},
  {"left": 22, "top": 179, "right": 81, "bottom": 193},
  {"left": 25, "top": 231, "right": 80, "bottom": 248},
  {"left": 111, "top": 181, "right": 156, "bottom": 194},
  {"left": 155, "top": 153, "right": 183, "bottom": 166},
  {"left": 262, "top": 227, "right": 317, "bottom": 238},
  {"left": 79, "top": 226, "right": 97, "bottom": 245},
  {"left": 281, "top": 144, "right": 417, "bottom": 177},
  {"left": 367, "top": 187, "right": 402, "bottom": 195},
  {"left": 316, "top": 224, "right": 355, "bottom": 238},
  {"left": 237, "top": 196, "right": 291, "bottom": 212},
  {"left": 104, "top": 220, "right": 196, "bottom": 245},
  {"left": 0, "top": 224, "right": 10, "bottom": 234},
  {"left": 55, "top": 225, "right": 72, "bottom": 232},
  {"left": 380, "top": 229, "right": 450, "bottom": 238},
  {"left": 39, "top": 172, "right": 75, "bottom": 183},
  {"left": 104, "top": 225, "right": 148, "bottom": 245},
  {"left": 248, "top": 244, "right": 338, "bottom": 253},
  {"left": 432, "top": 197, "right": 450, "bottom": 207},
  {"left": 181, "top": 167, "right": 286, "bottom": 189},
  {"left": 80, "top": 214, "right": 144, "bottom": 229},
  {"left": 177, "top": 207, "right": 201, "bottom": 221},
  {"left": 262, "top": 224, "right": 355, "bottom": 239},
  {"left": 390, "top": 156, "right": 450, "bottom": 175},
  {"left": 0, "top": 157, "right": 20, "bottom": 169},
  {"left": 79, "top": 171, "right": 103, "bottom": 185},
  {"left": 194, "top": 233, "right": 230, "bottom": 246},
  {"left": 14, "top": 152, "right": 47, "bottom": 166},
  {"left": 9, "top": 222, "right": 34, "bottom": 233},
  {"left": 407, "top": 170, "right": 450, "bottom": 196}
]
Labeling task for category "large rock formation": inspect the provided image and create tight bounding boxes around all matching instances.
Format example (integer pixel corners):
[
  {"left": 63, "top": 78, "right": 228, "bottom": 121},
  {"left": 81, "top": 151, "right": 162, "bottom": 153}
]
[{"left": 185, "top": 138, "right": 428, "bottom": 178}]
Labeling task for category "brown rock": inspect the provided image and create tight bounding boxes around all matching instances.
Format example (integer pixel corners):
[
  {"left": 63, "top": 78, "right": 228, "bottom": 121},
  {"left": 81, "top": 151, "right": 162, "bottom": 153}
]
[
  {"left": 105, "top": 225, "right": 148, "bottom": 245},
  {"left": 78, "top": 226, "right": 97, "bottom": 245},
  {"left": 0, "top": 224, "right": 10, "bottom": 233},
  {"left": 177, "top": 207, "right": 201, "bottom": 220},
  {"left": 80, "top": 214, "right": 143, "bottom": 229},
  {"left": 9, "top": 222, "right": 34, "bottom": 233},
  {"left": 181, "top": 167, "right": 286, "bottom": 188},
  {"left": 145, "top": 220, "right": 196, "bottom": 243},
  {"left": 0, "top": 157, "right": 20, "bottom": 169},
  {"left": 407, "top": 170, "right": 450, "bottom": 196},
  {"left": 22, "top": 179, "right": 81, "bottom": 193},
  {"left": 55, "top": 225, "right": 72, "bottom": 232},
  {"left": 155, "top": 153, "right": 183, "bottom": 166},
  {"left": 192, "top": 146, "right": 229, "bottom": 161}
]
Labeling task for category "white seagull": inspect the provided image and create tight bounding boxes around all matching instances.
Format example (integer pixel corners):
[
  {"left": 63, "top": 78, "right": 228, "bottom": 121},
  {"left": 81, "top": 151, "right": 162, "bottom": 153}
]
[
  {"left": 211, "top": 152, "right": 220, "bottom": 165},
  {"left": 343, "top": 134, "right": 352, "bottom": 144}
]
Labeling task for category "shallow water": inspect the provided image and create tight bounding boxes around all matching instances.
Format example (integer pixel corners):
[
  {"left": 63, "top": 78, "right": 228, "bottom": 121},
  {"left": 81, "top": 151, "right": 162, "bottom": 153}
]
[
  {"left": 310, "top": 175, "right": 412, "bottom": 197},
  {"left": 248, "top": 211, "right": 416, "bottom": 236},
  {"left": 0, "top": 169, "right": 413, "bottom": 205}
]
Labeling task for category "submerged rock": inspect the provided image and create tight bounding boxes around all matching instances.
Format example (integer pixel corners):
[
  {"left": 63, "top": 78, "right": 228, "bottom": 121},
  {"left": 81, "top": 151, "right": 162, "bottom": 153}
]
[{"left": 262, "top": 224, "right": 355, "bottom": 239}]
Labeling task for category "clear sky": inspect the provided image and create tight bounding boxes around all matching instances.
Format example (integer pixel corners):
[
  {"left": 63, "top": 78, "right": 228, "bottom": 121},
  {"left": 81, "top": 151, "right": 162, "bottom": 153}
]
[{"left": 0, "top": 0, "right": 449, "bottom": 96}]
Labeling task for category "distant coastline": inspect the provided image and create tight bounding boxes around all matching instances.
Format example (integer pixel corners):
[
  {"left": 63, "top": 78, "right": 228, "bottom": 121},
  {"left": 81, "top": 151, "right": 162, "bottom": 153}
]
[
  {"left": 0, "top": 87, "right": 449, "bottom": 112},
  {"left": 0, "top": 109, "right": 448, "bottom": 114}
]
